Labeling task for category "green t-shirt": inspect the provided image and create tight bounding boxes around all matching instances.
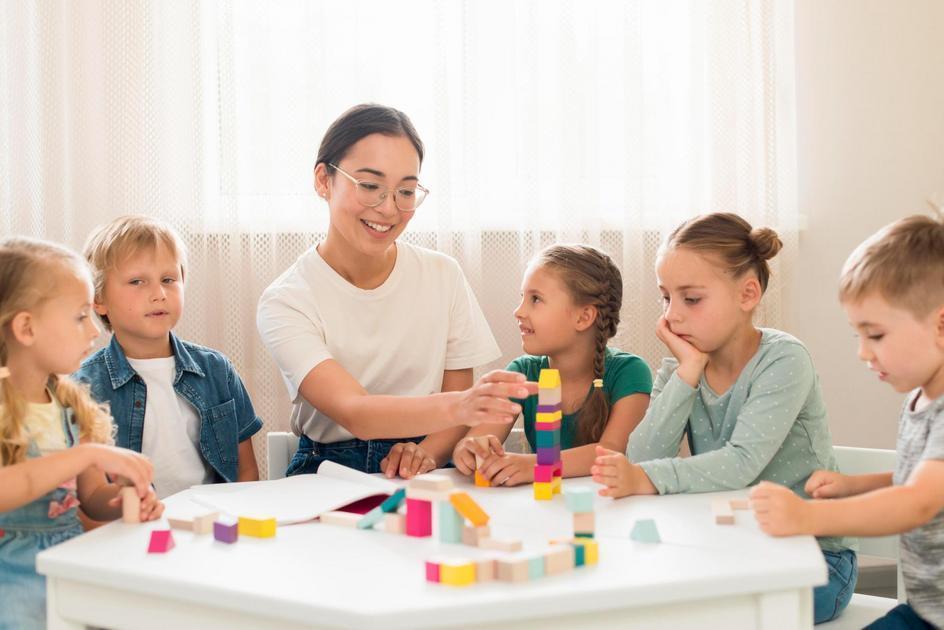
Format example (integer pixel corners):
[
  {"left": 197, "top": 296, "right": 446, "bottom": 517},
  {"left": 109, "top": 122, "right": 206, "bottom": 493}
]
[{"left": 507, "top": 347, "right": 653, "bottom": 451}]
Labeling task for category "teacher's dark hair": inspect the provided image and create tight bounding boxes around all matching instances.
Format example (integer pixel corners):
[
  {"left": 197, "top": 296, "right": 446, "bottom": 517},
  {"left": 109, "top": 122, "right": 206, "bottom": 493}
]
[{"left": 316, "top": 104, "right": 425, "bottom": 173}]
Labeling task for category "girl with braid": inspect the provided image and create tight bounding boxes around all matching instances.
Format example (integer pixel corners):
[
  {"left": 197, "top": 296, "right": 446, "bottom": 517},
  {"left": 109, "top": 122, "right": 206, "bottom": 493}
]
[
  {"left": 452, "top": 244, "right": 653, "bottom": 485},
  {"left": 592, "top": 213, "right": 856, "bottom": 625}
]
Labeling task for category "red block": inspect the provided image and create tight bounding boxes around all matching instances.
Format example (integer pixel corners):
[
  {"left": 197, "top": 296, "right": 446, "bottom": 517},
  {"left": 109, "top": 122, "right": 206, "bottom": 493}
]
[
  {"left": 147, "top": 529, "right": 175, "bottom": 553},
  {"left": 425, "top": 560, "right": 440, "bottom": 583},
  {"left": 406, "top": 498, "right": 432, "bottom": 537}
]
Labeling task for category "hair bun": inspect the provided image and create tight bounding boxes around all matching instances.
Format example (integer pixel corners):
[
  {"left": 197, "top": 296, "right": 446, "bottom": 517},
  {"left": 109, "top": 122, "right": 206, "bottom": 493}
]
[{"left": 749, "top": 227, "right": 783, "bottom": 261}]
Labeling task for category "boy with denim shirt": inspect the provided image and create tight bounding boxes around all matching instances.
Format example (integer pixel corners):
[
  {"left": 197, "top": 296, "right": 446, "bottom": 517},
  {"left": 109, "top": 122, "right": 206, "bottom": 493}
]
[
  {"left": 751, "top": 212, "right": 944, "bottom": 628},
  {"left": 75, "top": 216, "right": 261, "bottom": 498}
]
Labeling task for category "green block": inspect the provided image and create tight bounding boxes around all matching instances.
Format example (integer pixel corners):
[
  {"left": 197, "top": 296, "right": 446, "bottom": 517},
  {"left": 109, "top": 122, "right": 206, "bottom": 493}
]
[
  {"left": 571, "top": 543, "right": 585, "bottom": 567},
  {"left": 528, "top": 555, "right": 545, "bottom": 579},
  {"left": 438, "top": 501, "right": 463, "bottom": 544},
  {"left": 356, "top": 506, "right": 385, "bottom": 530},
  {"left": 630, "top": 518, "right": 661, "bottom": 543},
  {"left": 535, "top": 429, "right": 560, "bottom": 449},
  {"left": 575, "top": 531, "right": 594, "bottom": 539},
  {"left": 564, "top": 486, "right": 594, "bottom": 513}
]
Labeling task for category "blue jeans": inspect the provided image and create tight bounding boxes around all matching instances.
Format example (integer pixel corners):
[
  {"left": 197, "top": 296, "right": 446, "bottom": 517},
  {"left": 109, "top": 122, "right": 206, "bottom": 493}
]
[
  {"left": 286, "top": 434, "right": 425, "bottom": 476},
  {"left": 866, "top": 604, "right": 935, "bottom": 629},
  {"left": 814, "top": 549, "right": 858, "bottom": 624}
]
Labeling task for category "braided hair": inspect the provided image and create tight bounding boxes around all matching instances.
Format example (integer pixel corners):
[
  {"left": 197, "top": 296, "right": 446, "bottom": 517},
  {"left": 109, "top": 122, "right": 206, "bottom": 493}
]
[{"left": 534, "top": 244, "right": 623, "bottom": 445}]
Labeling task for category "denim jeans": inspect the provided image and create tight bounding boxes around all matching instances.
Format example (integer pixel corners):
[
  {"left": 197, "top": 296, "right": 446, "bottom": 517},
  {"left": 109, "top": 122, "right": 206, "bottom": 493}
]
[
  {"left": 814, "top": 548, "right": 858, "bottom": 624},
  {"left": 866, "top": 604, "right": 936, "bottom": 630},
  {"left": 285, "top": 434, "right": 425, "bottom": 476}
]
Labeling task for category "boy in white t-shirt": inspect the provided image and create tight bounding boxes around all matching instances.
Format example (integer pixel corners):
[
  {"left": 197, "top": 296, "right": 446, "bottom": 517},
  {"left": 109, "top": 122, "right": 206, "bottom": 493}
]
[{"left": 75, "top": 216, "right": 261, "bottom": 498}]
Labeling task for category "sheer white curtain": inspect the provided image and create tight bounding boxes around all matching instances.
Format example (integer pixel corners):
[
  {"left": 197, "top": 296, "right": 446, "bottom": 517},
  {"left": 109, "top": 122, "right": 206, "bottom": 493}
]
[{"left": 0, "top": 0, "right": 797, "bottom": 476}]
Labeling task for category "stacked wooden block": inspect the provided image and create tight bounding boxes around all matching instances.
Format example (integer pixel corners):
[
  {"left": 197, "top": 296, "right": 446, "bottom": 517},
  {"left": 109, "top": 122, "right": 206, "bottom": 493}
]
[
  {"left": 533, "top": 368, "right": 563, "bottom": 500},
  {"left": 564, "top": 486, "right": 595, "bottom": 538}
]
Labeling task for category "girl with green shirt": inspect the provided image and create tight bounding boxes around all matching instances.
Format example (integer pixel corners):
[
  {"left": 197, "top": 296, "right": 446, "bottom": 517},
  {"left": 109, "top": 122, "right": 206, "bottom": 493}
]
[
  {"left": 592, "top": 213, "right": 856, "bottom": 625},
  {"left": 452, "top": 244, "right": 653, "bottom": 485}
]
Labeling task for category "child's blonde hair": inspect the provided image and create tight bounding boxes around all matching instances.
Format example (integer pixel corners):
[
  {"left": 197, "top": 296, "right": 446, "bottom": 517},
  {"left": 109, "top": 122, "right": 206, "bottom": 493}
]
[
  {"left": 839, "top": 210, "right": 944, "bottom": 318},
  {"left": 533, "top": 244, "right": 622, "bottom": 445},
  {"left": 0, "top": 238, "right": 113, "bottom": 466},
  {"left": 659, "top": 212, "right": 783, "bottom": 292},
  {"left": 83, "top": 215, "right": 188, "bottom": 331}
]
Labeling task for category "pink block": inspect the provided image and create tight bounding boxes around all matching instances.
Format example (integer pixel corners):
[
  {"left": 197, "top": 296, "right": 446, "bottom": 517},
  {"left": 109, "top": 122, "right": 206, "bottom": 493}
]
[
  {"left": 425, "top": 561, "right": 440, "bottom": 583},
  {"left": 147, "top": 529, "right": 175, "bottom": 553},
  {"left": 534, "top": 464, "right": 557, "bottom": 483},
  {"left": 406, "top": 498, "right": 432, "bottom": 537}
]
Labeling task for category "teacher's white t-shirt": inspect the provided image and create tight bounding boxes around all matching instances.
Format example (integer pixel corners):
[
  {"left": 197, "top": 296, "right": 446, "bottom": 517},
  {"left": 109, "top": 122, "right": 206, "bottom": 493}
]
[{"left": 257, "top": 242, "right": 501, "bottom": 443}]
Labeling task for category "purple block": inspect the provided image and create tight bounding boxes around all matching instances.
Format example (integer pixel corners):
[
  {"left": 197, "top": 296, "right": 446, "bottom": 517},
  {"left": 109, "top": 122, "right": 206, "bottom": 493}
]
[
  {"left": 537, "top": 404, "right": 561, "bottom": 413},
  {"left": 214, "top": 519, "right": 239, "bottom": 544},
  {"left": 536, "top": 446, "right": 561, "bottom": 465}
]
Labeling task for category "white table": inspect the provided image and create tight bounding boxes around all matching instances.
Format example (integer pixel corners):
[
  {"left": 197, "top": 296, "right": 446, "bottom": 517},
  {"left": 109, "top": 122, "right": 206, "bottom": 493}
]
[{"left": 38, "top": 470, "right": 825, "bottom": 629}]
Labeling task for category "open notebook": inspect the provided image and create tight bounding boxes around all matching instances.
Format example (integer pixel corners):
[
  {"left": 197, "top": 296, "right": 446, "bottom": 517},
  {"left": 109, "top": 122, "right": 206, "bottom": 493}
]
[{"left": 188, "top": 461, "right": 399, "bottom": 525}]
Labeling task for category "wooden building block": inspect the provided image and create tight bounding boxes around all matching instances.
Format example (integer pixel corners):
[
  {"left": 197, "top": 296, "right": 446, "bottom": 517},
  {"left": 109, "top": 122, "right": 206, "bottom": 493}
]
[
  {"left": 168, "top": 517, "right": 194, "bottom": 532},
  {"left": 538, "top": 388, "right": 562, "bottom": 406},
  {"left": 461, "top": 524, "right": 490, "bottom": 546},
  {"left": 406, "top": 486, "right": 456, "bottom": 502},
  {"left": 536, "top": 445, "right": 561, "bottom": 465},
  {"left": 536, "top": 403, "right": 561, "bottom": 414},
  {"left": 573, "top": 512, "right": 595, "bottom": 535},
  {"left": 440, "top": 559, "right": 476, "bottom": 586},
  {"left": 357, "top": 505, "right": 386, "bottom": 530},
  {"left": 383, "top": 512, "right": 406, "bottom": 534},
  {"left": 192, "top": 512, "right": 219, "bottom": 535},
  {"left": 213, "top": 517, "right": 238, "bottom": 544},
  {"left": 380, "top": 488, "right": 406, "bottom": 513},
  {"left": 147, "top": 529, "right": 175, "bottom": 553},
  {"left": 320, "top": 511, "right": 361, "bottom": 528},
  {"left": 449, "top": 492, "right": 489, "bottom": 526},
  {"left": 551, "top": 476, "right": 562, "bottom": 494},
  {"left": 535, "top": 410, "right": 563, "bottom": 424},
  {"left": 527, "top": 555, "right": 545, "bottom": 580},
  {"left": 438, "top": 501, "right": 463, "bottom": 544},
  {"left": 533, "top": 419, "right": 561, "bottom": 432},
  {"left": 425, "top": 560, "right": 440, "bottom": 583},
  {"left": 712, "top": 499, "right": 735, "bottom": 525},
  {"left": 630, "top": 519, "right": 661, "bottom": 543},
  {"left": 121, "top": 487, "right": 140, "bottom": 524},
  {"left": 409, "top": 474, "right": 454, "bottom": 492},
  {"left": 538, "top": 368, "right": 561, "bottom": 389},
  {"left": 497, "top": 556, "right": 530, "bottom": 583},
  {"left": 475, "top": 557, "right": 497, "bottom": 582},
  {"left": 544, "top": 546, "right": 575, "bottom": 575},
  {"left": 730, "top": 498, "right": 750, "bottom": 510},
  {"left": 534, "top": 464, "right": 557, "bottom": 483},
  {"left": 533, "top": 481, "right": 553, "bottom": 501},
  {"left": 406, "top": 498, "right": 433, "bottom": 537},
  {"left": 474, "top": 470, "right": 490, "bottom": 488},
  {"left": 573, "top": 538, "right": 599, "bottom": 565},
  {"left": 238, "top": 516, "right": 277, "bottom": 538},
  {"left": 535, "top": 429, "right": 560, "bottom": 449},
  {"left": 479, "top": 537, "right": 522, "bottom": 552},
  {"left": 564, "top": 486, "right": 595, "bottom": 513}
]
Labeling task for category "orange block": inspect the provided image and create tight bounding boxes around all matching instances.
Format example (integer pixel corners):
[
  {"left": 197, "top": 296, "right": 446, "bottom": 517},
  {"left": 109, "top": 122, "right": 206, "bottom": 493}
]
[{"left": 449, "top": 492, "right": 489, "bottom": 526}]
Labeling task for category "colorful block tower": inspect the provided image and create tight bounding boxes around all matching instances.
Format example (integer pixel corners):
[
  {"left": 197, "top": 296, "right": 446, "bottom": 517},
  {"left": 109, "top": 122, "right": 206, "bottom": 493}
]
[
  {"left": 565, "top": 486, "right": 595, "bottom": 538},
  {"left": 534, "top": 368, "right": 563, "bottom": 500}
]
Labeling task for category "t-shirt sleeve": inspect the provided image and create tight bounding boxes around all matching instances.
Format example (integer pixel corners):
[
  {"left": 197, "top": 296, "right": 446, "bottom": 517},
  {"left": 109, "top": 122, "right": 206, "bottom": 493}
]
[
  {"left": 256, "top": 288, "right": 333, "bottom": 402},
  {"left": 443, "top": 260, "right": 501, "bottom": 370},
  {"left": 922, "top": 404, "right": 944, "bottom": 462},
  {"left": 606, "top": 354, "right": 653, "bottom": 404}
]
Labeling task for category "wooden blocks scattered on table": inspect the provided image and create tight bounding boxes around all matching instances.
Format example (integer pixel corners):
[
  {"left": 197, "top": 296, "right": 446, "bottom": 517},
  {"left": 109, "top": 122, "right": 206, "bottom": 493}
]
[
  {"left": 320, "top": 511, "right": 361, "bottom": 528},
  {"left": 712, "top": 499, "right": 735, "bottom": 525},
  {"left": 213, "top": 517, "right": 239, "bottom": 544},
  {"left": 147, "top": 530, "right": 175, "bottom": 553},
  {"left": 238, "top": 516, "right": 277, "bottom": 538},
  {"left": 121, "top": 487, "right": 140, "bottom": 524}
]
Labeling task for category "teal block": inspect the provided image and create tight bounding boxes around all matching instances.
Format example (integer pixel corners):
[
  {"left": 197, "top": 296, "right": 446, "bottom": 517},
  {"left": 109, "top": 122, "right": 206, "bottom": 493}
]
[
  {"left": 575, "top": 532, "right": 594, "bottom": 539},
  {"left": 438, "top": 501, "right": 463, "bottom": 544},
  {"left": 357, "top": 505, "right": 385, "bottom": 530},
  {"left": 535, "top": 429, "right": 560, "bottom": 449},
  {"left": 528, "top": 555, "right": 544, "bottom": 579},
  {"left": 571, "top": 543, "right": 585, "bottom": 567},
  {"left": 630, "top": 519, "right": 661, "bottom": 543},
  {"left": 564, "top": 486, "right": 594, "bottom": 513},
  {"left": 380, "top": 488, "right": 406, "bottom": 513}
]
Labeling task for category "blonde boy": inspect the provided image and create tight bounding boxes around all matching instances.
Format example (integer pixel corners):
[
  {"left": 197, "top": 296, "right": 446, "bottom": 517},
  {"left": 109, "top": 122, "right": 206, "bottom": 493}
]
[
  {"left": 75, "top": 216, "right": 260, "bottom": 498},
  {"left": 751, "top": 213, "right": 944, "bottom": 628}
]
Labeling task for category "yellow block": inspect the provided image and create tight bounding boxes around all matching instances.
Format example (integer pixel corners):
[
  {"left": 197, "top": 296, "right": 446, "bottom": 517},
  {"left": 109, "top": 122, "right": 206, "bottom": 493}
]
[
  {"left": 533, "top": 482, "right": 553, "bottom": 501},
  {"left": 440, "top": 560, "right": 476, "bottom": 586},
  {"left": 474, "top": 470, "right": 490, "bottom": 487},
  {"left": 449, "top": 492, "right": 490, "bottom": 526},
  {"left": 538, "top": 368, "right": 561, "bottom": 389},
  {"left": 238, "top": 516, "right": 277, "bottom": 538},
  {"left": 551, "top": 476, "right": 561, "bottom": 494},
  {"left": 536, "top": 410, "right": 563, "bottom": 424},
  {"left": 573, "top": 538, "right": 599, "bottom": 564}
]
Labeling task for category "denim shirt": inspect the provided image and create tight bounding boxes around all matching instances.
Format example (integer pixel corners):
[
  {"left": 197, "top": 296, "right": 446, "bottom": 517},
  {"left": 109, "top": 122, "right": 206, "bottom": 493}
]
[{"left": 74, "top": 333, "right": 263, "bottom": 483}]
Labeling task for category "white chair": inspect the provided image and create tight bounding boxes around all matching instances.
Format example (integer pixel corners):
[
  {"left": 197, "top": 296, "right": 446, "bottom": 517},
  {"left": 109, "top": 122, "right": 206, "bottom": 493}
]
[
  {"left": 819, "top": 446, "right": 901, "bottom": 629},
  {"left": 266, "top": 431, "right": 300, "bottom": 480}
]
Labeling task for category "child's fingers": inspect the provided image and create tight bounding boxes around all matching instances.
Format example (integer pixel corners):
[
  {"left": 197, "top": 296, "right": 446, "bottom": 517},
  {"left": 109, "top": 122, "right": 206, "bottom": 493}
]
[
  {"left": 453, "top": 450, "right": 475, "bottom": 475},
  {"left": 594, "top": 445, "right": 618, "bottom": 457},
  {"left": 487, "top": 435, "right": 505, "bottom": 457},
  {"left": 478, "top": 455, "right": 507, "bottom": 481},
  {"left": 418, "top": 456, "right": 436, "bottom": 475},
  {"left": 399, "top": 448, "right": 421, "bottom": 478}
]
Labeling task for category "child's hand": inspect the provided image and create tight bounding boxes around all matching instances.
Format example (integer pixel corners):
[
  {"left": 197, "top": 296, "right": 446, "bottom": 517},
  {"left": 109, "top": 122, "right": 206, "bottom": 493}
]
[
  {"left": 109, "top": 485, "right": 164, "bottom": 521},
  {"left": 656, "top": 317, "right": 708, "bottom": 386},
  {"left": 805, "top": 470, "right": 851, "bottom": 499},
  {"left": 750, "top": 481, "right": 812, "bottom": 536},
  {"left": 591, "top": 445, "right": 657, "bottom": 498},
  {"left": 81, "top": 444, "right": 154, "bottom": 497},
  {"left": 449, "top": 371, "right": 539, "bottom": 427},
  {"left": 380, "top": 442, "right": 437, "bottom": 479},
  {"left": 452, "top": 435, "right": 505, "bottom": 476},
  {"left": 478, "top": 453, "right": 534, "bottom": 486}
]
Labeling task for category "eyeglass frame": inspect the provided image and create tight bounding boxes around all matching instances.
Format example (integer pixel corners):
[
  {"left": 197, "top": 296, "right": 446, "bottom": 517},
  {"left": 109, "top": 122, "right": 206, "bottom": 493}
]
[{"left": 327, "top": 163, "right": 430, "bottom": 212}]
